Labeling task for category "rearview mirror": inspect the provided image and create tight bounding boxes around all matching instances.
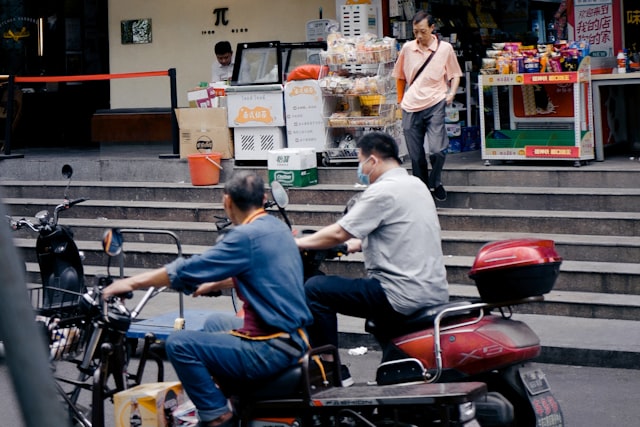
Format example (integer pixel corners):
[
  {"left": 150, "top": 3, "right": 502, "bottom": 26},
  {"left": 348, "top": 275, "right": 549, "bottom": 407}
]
[
  {"left": 102, "top": 228, "right": 124, "bottom": 256},
  {"left": 62, "top": 164, "right": 73, "bottom": 179},
  {"left": 270, "top": 181, "right": 289, "bottom": 208}
]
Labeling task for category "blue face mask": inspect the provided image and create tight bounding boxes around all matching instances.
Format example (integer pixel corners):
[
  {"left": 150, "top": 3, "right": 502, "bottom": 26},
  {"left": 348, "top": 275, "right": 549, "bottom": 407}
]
[{"left": 357, "top": 156, "right": 372, "bottom": 185}]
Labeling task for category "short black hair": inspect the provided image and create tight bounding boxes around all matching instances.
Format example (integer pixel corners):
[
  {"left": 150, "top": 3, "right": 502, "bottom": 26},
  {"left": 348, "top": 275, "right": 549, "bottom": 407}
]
[
  {"left": 356, "top": 131, "right": 401, "bottom": 164},
  {"left": 215, "top": 41, "right": 232, "bottom": 55},
  {"left": 412, "top": 10, "right": 436, "bottom": 27},
  {"left": 224, "top": 171, "right": 265, "bottom": 211}
]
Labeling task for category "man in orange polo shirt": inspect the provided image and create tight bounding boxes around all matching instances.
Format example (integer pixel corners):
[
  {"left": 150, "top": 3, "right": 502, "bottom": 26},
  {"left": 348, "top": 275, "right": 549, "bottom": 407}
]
[{"left": 393, "top": 11, "right": 462, "bottom": 201}]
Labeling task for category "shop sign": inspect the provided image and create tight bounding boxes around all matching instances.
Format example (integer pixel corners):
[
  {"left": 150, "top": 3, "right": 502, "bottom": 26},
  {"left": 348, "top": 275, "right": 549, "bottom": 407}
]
[
  {"left": 486, "top": 148, "right": 522, "bottom": 157},
  {"left": 284, "top": 80, "right": 325, "bottom": 151},
  {"left": 522, "top": 73, "right": 578, "bottom": 84},
  {"left": 525, "top": 146, "right": 580, "bottom": 158},
  {"left": 624, "top": 0, "right": 640, "bottom": 52},
  {"left": 484, "top": 74, "right": 523, "bottom": 85},
  {"left": 573, "top": 0, "right": 614, "bottom": 59}
]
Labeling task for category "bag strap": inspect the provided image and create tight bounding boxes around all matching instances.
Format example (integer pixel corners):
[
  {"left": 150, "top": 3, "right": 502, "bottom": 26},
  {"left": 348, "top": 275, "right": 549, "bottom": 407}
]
[{"left": 410, "top": 39, "right": 440, "bottom": 86}]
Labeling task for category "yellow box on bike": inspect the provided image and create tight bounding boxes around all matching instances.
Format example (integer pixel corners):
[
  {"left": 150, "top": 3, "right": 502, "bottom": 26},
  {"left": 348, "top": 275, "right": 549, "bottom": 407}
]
[{"left": 114, "top": 381, "right": 184, "bottom": 427}]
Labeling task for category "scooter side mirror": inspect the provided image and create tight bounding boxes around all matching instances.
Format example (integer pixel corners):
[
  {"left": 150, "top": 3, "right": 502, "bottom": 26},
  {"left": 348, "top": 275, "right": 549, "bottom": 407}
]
[
  {"left": 102, "top": 228, "right": 124, "bottom": 256},
  {"left": 270, "top": 180, "right": 289, "bottom": 208},
  {"left": 62, "top": 164, "right": 73, "bottom": 179}
]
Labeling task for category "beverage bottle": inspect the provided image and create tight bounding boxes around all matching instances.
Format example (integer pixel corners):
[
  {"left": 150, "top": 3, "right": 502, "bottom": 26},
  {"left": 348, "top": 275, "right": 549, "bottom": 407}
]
[
  {"left": 130, "top": 400, "right": 142, "bottom": 427},
  {"left": 617, "top": 50, "right": 627, "bottom": 74}
]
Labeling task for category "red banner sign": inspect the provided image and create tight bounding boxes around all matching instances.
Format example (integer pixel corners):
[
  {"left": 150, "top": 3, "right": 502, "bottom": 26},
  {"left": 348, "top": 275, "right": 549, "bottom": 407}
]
[
  {"left": 522, "top": 73, "right": 578, "bottom": 84},
  {"left": 525, "top": 146, "right": 580, "bottom": 158}
]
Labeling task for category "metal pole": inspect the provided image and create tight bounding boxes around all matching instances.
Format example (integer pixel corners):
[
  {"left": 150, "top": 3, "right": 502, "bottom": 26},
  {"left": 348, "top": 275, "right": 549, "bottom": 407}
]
[
  {"left": 160, "top": 68, "right": 180, "bottom": 158},
  {"left": 0, "top": 197, "right": 71, "bottom": 426},
  {"left": 4, "top": 75, "right": 14, "bottom": 154}
]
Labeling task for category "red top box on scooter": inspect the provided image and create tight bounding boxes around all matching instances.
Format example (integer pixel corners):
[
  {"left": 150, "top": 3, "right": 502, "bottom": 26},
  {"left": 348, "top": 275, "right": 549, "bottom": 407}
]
[{"left": 469, "top": 239, "right": 562, "bottom": 303}]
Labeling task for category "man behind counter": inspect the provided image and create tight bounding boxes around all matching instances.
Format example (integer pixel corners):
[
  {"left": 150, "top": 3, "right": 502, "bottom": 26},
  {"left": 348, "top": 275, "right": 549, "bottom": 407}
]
[{"left": 212, "top": 41, "right": 234, "bottom": 83}]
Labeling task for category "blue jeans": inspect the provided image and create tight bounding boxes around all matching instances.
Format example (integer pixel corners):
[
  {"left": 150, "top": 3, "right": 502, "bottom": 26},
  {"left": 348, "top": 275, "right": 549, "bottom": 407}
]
[
  {"left": 304, "top": 275, "right": 406, "bottom": 349},
  {"left": 165, "top": 312, "right": 306, "bottom": 423}
]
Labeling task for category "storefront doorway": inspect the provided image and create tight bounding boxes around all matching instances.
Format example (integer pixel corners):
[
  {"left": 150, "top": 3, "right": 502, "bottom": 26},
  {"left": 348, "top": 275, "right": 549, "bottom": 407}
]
[{"left": 1, "top": 0, "right": 110, "bottom": 147}]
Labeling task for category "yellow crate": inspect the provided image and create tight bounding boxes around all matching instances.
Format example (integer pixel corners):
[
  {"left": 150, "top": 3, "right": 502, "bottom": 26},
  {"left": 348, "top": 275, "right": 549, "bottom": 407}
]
[{"left": 359, "top": 95, "right": 386, "bottom": 106}]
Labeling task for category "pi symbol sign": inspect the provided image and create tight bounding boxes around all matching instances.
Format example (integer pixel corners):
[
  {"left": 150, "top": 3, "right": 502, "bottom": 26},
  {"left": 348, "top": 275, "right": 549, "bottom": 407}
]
[{"left": 213, "top": 8, "right": 229, "bottom": 26}]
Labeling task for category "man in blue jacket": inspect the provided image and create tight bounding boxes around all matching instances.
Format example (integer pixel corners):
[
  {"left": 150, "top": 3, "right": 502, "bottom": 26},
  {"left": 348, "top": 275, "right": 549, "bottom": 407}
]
[{"left": 103, "top": 171, "right": 312, "bottom": 427}]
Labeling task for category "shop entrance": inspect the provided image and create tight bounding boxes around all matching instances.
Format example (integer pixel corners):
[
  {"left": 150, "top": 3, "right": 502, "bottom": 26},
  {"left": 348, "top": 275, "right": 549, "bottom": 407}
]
[{"left": 1, "top": 0, "right": 110, "bottom": 147}]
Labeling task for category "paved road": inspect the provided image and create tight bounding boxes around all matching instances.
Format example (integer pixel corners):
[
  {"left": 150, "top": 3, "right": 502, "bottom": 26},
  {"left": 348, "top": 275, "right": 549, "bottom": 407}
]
[{"left": 2, "top": 348, "right": 640, "bottom": 426}]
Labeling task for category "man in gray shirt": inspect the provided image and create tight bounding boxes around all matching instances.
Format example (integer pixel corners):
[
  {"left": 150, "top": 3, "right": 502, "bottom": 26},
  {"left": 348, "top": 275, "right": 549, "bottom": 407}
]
[{"left": 295, "top": 131, "right": 449, "bottom": 385}]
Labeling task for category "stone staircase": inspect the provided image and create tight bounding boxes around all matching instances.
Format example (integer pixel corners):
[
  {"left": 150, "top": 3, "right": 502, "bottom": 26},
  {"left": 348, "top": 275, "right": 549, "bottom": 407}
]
[{"left": 2, "top": 149, "right": 640, "bottom": 368}]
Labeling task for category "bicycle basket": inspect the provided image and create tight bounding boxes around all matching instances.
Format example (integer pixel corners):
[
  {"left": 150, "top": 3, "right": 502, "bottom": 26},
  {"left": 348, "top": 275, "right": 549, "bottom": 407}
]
[
  {"left": 35, "top": 314, "right": 89, "bottom": 361},
  {"left": 29, "top": 284, "right": 84, "bottom": 316},
  {"left": 30, "top": 285, "right": 90, "bottom": 361}
]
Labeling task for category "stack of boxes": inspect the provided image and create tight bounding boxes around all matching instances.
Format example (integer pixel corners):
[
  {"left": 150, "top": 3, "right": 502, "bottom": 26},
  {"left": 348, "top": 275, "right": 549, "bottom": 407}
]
[
  {"left": 177, "top": 84, "right": 234, "bottom": 159},
  {"left": 445, "top": 104, "right": 480, "bottom": 153},
  {"left": 445, "top": 105, "right": 463, "bottom": 153}
]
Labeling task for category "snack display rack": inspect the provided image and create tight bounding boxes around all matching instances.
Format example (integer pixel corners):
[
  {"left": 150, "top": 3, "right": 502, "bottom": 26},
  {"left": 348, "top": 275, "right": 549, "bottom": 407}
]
[
  {"left": 478, "top": 58, "right": 594, "bottom": 167},
  {"left": 318, "top": 36, "right": 403, "bottom": 165}
]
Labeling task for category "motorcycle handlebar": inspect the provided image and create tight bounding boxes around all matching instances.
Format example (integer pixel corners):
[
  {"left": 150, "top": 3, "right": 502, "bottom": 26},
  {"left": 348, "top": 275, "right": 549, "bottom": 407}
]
[
  {"left": 55, "top": 197, "right": 88, "bottom": 213},
  {"left": 7, "top": 198, "right": 88, "bottom": 233},
  {"left": 330, "top": 243, "right": 348, "bottom": 257},
  {"left": 82, "top": 283, "right": 134, "bottom": 322},
  {"left": 12, "top": 218, "right": 39, "bottom": 232}
]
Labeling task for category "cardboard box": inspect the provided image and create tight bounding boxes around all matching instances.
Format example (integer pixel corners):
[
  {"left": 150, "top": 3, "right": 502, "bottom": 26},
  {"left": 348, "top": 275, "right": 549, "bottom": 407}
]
[
  {"left": 226, "top": 88, "right": 285, "bottom": 127},
  {"left": 268, "top": 148, "right": 318, "bottom": 187},
  {"left": 268, "top": 148, "right": 316, "bottom": 170},
  {"left": 268, "top": 167, "right": 318, "bottom": 187},
  {"left": 187, "top": 88, "right": 214, "bottom": 108},
  {"left": 175, "top": 108, "right": 233, "bottom": 159},
  {"left": 114, "top": 382, "right": 184, "bottom": 427}
]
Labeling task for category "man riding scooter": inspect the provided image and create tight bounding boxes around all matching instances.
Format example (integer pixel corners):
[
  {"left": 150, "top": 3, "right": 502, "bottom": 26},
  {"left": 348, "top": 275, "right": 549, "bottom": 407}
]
[
  {"left": 295, "top": 131, "right": 449, "bottom": 385},
  {"left": 103, "top": 171, "right": 313, "bottom": 427}
]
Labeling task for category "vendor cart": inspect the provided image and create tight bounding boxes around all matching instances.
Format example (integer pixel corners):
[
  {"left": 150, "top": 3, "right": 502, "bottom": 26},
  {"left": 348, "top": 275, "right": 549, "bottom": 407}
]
[{"left": 478, "top": 57, "right": 594, "bottom": 167}]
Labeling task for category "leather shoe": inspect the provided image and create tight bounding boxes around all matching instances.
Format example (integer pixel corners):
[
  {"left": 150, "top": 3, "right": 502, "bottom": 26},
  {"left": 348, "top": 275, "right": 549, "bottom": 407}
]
[{"left": 432, "top": 185, "right": 447, "bottom": 201}]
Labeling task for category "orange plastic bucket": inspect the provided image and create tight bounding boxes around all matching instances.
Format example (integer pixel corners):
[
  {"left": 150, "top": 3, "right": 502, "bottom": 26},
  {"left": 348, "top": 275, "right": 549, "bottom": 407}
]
[{"left": 187, "top": 153, "right": 223, "bottom": 186}]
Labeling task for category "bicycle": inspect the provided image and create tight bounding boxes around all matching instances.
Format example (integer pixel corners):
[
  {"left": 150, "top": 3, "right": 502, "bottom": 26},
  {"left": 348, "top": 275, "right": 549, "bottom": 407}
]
[{"left": 32, "top": 228, "right": 180, "bottom": 427}]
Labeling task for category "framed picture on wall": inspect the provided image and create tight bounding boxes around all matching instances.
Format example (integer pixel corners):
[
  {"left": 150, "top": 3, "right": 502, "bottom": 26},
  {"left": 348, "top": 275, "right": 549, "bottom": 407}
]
[{"left": 121, "top": 18, "right": 152, "bottom": 44}]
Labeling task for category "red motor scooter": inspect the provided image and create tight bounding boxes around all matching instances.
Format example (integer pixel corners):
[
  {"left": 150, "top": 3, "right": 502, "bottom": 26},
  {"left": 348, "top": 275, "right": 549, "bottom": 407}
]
[
  {"left": 365, "top": 238, "right": 565, "bottom": 426},
  {"left": 297, "top": 191, "right": 565, "bottom": 427}
]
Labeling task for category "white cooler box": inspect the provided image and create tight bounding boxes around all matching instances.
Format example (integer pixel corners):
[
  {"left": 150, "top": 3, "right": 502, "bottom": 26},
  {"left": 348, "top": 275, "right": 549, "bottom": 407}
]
[{"left": 234, "top": 126, "right": 286, "bottom": 160}]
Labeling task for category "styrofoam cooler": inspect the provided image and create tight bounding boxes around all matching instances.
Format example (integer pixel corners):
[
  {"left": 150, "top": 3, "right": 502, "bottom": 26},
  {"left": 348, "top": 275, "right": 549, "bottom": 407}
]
[{"left": 234, "top": 127, "right": 286, "bottom": 160}]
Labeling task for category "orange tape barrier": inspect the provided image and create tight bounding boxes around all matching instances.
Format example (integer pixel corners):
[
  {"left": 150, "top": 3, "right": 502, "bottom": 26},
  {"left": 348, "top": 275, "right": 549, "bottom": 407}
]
[{"left": 14, "top": 70, "right": 169, "bottom": 83}]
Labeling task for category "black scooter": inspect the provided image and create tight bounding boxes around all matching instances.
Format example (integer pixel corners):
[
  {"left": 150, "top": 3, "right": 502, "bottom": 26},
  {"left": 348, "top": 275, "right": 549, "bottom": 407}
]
[{"left": 7, "top": 164, "right": 87, "bottom": 311}]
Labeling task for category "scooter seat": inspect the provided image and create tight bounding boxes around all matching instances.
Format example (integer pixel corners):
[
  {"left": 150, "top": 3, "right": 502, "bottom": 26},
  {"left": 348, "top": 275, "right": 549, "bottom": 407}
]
[
  {"left": 225, "top": 364, "right": 304, "bottom": 400},
  {"left": 365, "top": 301, "right": 473, "bottom": 339}
]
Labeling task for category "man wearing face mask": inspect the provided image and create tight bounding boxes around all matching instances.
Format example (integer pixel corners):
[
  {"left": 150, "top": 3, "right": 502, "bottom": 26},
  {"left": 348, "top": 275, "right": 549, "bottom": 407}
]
[{"left": 295, "top": 131, "right": 449, "bottom": 386}]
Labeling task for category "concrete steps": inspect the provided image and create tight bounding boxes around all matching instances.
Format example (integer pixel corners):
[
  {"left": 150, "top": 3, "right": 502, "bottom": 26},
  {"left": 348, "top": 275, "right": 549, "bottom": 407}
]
[
  {"left": 5, "top": 196, "right": 640, "bottom": 236},
  {"left": 2, "top": 148, "right": 640, "bottom": 369},
  {"left": 15, "top": 230, "right": 640, "bottom": 322}
]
